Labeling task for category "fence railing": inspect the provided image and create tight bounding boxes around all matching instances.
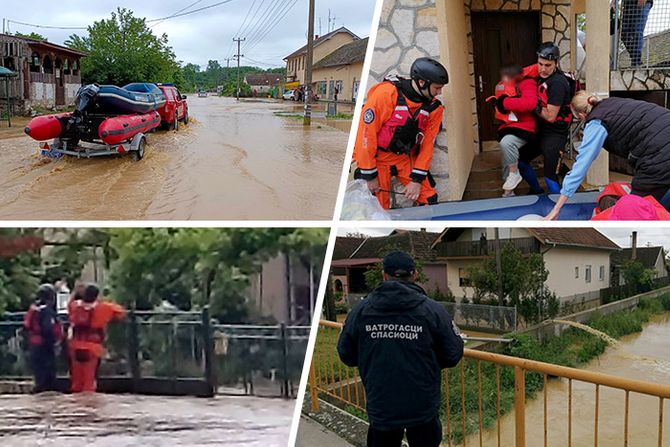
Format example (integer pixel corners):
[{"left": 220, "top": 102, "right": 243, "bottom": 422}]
[
  {"left": 310, "top": 320, "right": 670, "bottom": 447},
  {"left": 612, "top": 0, "right": 670, "bottom": 70},
  {"left": 29, "top": 72, "right": 54, "bottom": 84},
  {"left": 0, "top": 309, "right": 309, "bottom": 398},
  {"left": 435, "top": 238, "right": 539, "bottom": 258}
]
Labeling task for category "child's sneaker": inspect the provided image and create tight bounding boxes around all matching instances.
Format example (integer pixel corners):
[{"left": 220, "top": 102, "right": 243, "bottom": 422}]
[{"left": 502, "top": 171, "right": 523, "bottom": 191}]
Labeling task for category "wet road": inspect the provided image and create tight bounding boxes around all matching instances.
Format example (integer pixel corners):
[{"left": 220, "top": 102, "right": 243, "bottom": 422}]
[
  {"left": 471, "top": 312, "right": 670, "bottom": 446},
  {"left": 0, "top": 393, "right": 294, "bottom": 446},
  {"left": 0, "top": 97, "right": 349, "bottom": 220}
]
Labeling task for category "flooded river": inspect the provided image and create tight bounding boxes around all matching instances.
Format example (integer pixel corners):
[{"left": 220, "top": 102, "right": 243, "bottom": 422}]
[
  {"left": 470, "top": 312, "right": 670, "bottom": 446},
  {"left": 0, "top": 97, "right": 349, "bottom": 220},
  {"left": 0, "top": 393, "right": 294, "bottom": 446}
]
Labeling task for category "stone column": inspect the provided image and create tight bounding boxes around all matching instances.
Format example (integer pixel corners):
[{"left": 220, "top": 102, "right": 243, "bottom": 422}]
[
  {"left": 436, "top": 0, "right": 476, "bottom": 200},
  {"left": 584, "top": 0, "right": 610, "bottom": 187}
]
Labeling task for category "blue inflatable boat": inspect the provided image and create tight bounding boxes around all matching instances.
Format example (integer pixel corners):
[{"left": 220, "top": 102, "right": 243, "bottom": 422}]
[
  {"left": 388, "top": 192, "right": 600, "bottom": 221},
  {"left": 76, "top": 83, "right": 166, "bottom": 115}
]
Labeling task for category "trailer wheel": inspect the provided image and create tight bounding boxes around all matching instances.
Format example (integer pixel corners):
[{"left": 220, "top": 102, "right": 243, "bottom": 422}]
[{"left": 132, "top": 136, "right": 146, "bottom": 161}]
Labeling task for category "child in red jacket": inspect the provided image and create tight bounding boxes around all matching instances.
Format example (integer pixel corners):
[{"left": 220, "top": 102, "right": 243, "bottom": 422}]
[{"left": 488, "top": 65, "right": 539, "bottom": 196}]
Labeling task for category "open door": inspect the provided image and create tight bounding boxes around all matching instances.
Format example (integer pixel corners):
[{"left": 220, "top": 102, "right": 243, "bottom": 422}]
[{"left": 471, "top": 12, "right": 540, "bottom": 149}]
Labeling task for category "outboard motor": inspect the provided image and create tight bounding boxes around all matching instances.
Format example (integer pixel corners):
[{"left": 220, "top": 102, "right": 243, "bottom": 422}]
[{"left": 75, "top": 84, "right": 100, "bottom": 114}]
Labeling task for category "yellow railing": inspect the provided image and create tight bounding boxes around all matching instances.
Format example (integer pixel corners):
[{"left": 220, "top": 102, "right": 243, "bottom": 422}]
[{"left": 309, "top": 320, "right": 670, "bottom": 447}]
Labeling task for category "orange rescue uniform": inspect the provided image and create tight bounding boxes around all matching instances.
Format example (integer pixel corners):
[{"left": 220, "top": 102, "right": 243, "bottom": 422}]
[
  {"left": 67, "top": 299, "right": 126, "bottom": 392},
  {"left": 354, "top": 81, "right": 443, "bottom": 209}
]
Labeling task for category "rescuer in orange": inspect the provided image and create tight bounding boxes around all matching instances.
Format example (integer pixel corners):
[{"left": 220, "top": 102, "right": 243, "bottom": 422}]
[
  {"left": 67, "top": 284, "right": 125, "bottom": 393},
  {"left": 353, "top": 57, "right": 447, "bottom": 209}
]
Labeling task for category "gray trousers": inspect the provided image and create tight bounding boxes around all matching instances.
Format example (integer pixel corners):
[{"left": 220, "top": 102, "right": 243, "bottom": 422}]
[{"left": 500, "top": 134, "right": 528, "bottom": 180}]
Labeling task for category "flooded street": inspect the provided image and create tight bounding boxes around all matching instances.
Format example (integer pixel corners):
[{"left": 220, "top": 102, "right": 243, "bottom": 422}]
[
  {"left": 471, "top": 312, "right": 670, "bottom": 446},
  {"left": 0, "top": 393, "right": 294, "bottom": 446},
  {"left": 0, "top": 97, "right": 349, "bottom": 220}
]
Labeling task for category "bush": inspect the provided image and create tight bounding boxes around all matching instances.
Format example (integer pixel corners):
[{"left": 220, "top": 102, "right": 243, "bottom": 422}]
[{"left": 430, "top": 287, "right": 456, "bottom": 303}]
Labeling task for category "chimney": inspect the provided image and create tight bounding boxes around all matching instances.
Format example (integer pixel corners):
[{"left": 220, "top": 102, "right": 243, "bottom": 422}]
[{"left": 631, "top": 231, "right": 637, "bottom": 260}]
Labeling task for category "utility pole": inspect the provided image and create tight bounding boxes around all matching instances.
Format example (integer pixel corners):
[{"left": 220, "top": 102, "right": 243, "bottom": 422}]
[
  {"left": 233, "top": 38, "right": 245, "bottom": 101},
  {"left": 303, "top": 0, "right": 315, "bottom": 126},
  {"left": 494, "top": 228, "right": 504, "bottom": 306},
  {"left": 224, "top": 57, "right": 232, "bottom": 83}
]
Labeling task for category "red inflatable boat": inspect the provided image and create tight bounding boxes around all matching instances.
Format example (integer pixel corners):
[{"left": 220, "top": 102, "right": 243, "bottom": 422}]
[
  {"left": 98, "top": 111, "right": 161, "bottom": 145},
  {"left": 24, "top": 113, "right": 72, "bottom": 141}
]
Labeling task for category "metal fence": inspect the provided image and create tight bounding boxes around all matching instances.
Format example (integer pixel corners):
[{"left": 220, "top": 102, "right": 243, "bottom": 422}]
[
  {"left": 612, "top": 0, "right": 670, "bottom": 69},
  {"left": 0, "top": 309, "right": 309, "bottom": 398},
  {"left": 444, "top": 302, "right": 517, "bottom": 333},
  {"left": 310, "top": 320, "right": 670, "bottom": 446}
]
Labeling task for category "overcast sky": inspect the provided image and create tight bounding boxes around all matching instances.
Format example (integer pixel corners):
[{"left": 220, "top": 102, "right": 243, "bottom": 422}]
[
  {"left": 339, "top": 227, "right": 670, "bottom": 252},
  {"left": 4, "top": 0, "right": 376, "bottom": 68}
]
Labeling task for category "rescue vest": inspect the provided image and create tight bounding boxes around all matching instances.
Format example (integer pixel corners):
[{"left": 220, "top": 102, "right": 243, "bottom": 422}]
[
  {"left": 24, "top": 304, "right": 60, "bottom": 347},
  {"left": 486, "top": 79, "right": 519, "bottom": 124},
  {"left": 591, "top": 182, "right": 670, "bottom": 220},
  {"left": 70, "top": 300, "right": 104, "bottom": 344},
  {"left": 377, "top": 81, "right": 441, "bottom": 155},
  {"left": 524, "top": 64, "right": 580, "bottom": 124}
]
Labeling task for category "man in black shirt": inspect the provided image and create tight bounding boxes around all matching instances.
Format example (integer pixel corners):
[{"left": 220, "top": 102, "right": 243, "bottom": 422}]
[
  {"left": 337, "top": 251, "right": 464, "bottom": 447},
  {"left": 519, "top": 42, "right": 572, "bottom": 194}
]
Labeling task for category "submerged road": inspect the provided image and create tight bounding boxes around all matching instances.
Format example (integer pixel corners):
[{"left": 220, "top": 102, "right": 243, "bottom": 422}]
[
  {"left": 0, "top": 97, "right": 350, "bottom": 220},
  {"left": 0, "top": 393, "right": 294, "bottom": 446}
]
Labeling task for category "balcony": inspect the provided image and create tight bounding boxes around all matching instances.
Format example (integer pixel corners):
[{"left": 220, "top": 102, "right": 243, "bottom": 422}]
[{"left": 434, "top": 237, "right": 540, "bottom": 258}]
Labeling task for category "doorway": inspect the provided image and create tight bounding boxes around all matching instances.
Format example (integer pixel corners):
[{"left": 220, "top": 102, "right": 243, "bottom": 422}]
[{"left": 471, "top": 12, "right": 540, "bottom": 148}]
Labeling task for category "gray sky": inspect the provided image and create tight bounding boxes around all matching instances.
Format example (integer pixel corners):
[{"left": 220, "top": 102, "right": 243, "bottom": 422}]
[
  {"left": 4, "top": 0, "right": 376, "bottom": 68},
  {"left": 340, "top": 227, "right": 670, "bottom": 252}
]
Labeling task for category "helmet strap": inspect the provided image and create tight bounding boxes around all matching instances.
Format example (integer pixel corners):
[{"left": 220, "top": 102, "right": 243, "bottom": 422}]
[{"left": 413, "top": 79, "right": 434, "bottom": 100}]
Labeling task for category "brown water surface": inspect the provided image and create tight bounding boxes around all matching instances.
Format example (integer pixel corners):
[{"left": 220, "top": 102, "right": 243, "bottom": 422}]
[
  {"left": 0, "top": 393, "right": 293, "bottom": 446},
  {"left": 0, "top": 97, "right": 348, "bottom": 220}
]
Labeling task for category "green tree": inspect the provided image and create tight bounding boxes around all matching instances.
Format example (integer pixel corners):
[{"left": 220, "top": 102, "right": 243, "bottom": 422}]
[
  {"left": 65, "top": 8, "right": 181, "bottom": 85},
  {"left": 14, "top": 31, "right": 47, "bottom": 41},
  {"left": 621, "top": 259, "right": 655, "bottom": 293},
  {"left": 468, "top": 242, "right": 559, "bottom": 324}
]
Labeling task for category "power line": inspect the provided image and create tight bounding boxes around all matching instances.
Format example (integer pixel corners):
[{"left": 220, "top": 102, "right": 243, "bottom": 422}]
[
  {"left": 150, "top": 0, "right": 205, "bottom": 28},
  {"left": 7, "top": 0, "right": 239, "bottom": 32},
  {"left": 237, "top": 0, "right": 270, "bottom": 39},
  {"left": 243, "top": 0, "right": 291, "bottom": 54},
  {"left": 244, "top": 0, "right": 299, "bottom": 55},
  {"left": 225, "top": 0, "right": 261, "bottom": 60},
  {"left": 241, "top": 0, "right": 283, "bottom": 50}
]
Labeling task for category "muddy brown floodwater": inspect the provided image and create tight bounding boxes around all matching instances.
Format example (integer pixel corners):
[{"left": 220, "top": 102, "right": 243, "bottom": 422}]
[
  {"left": 0, "top": 393, "right": 294, "bottom": 446},
  {"left": 0, "top": 97, "right": 350, "bottom": 220},
  {"left": 468, "top": 312, "right": 670, "bottom": 446}
]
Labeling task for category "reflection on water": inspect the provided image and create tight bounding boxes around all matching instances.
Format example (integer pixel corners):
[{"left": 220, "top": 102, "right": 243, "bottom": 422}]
[
  {"left": 0, "top": 392, "right": 294, "bottom": 446},
  {"left": 0, "top": 97, "right": 348, "bottom": 220},
  {"left": 470, "top": 313, "right": 670, "bottom": 446}
]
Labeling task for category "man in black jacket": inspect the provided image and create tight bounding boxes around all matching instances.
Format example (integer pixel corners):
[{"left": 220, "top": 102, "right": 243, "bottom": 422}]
[{"left": 337, "top": 251, "right": 464, "bottom": 447}]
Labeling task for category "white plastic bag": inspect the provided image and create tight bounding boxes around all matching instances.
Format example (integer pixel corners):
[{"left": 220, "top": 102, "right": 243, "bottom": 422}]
[{"left": 341, "top": 180, "right": 391, "bottom": 220}]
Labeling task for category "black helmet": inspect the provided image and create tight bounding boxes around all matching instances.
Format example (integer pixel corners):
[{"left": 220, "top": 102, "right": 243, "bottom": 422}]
[
  {"left": 36, "top": 283, "right": 56, "bottom": 304},
  {"left": 537, "top": 42, "right": 560, "bottom": 61},
  {"left": 410, "top": 57, "right": 449, "bottom": 85},
  {"left": 84, "top": 284, "right": 100, "bottom": 303}
]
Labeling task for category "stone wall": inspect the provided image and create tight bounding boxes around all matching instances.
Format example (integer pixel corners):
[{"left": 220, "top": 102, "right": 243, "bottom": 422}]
[
  {"left": 611, "top": 69, "right": 670, "bottom": 91},
  {"left": 368, "top": 0, "right": 449, "bottom": 198}
]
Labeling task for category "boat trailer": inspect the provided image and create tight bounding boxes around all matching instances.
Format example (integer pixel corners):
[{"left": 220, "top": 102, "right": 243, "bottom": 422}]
[{"left": 40, "top": 132, "right": 147, "bottom": 161}]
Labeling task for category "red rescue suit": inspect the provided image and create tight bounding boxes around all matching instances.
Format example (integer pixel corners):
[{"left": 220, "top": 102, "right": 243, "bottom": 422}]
[
  {"left": 354, "top": 80, "right": 443, "bottom": 209},
  {"left": 525, "top": 64, "right": 579, "bottom": 125},
  {"left": 591, "top": 182, "right": 670, "bottom": 220},
  {"left": 24, "top": 304, "right": 62, "bottom": 347},
  {"left": 68, "top": 299, "right": 125, "bottom": 392}
]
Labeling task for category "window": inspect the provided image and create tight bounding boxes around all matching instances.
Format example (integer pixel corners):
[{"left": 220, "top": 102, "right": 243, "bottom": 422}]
[
  {"left": 599, "top": 265, "right": 605, "bottom": 281},
  {"left": 575, "top": 267, "right": 579, "bottom": 278},
  {"left": 585, "top": 265, "right": 592, "bottom": 283},
  {"left": 459, "top": 268, "right": 471, "bottom": 287},
  {"left": 317, "top": 81, "right": 327, "bottom": 95}
]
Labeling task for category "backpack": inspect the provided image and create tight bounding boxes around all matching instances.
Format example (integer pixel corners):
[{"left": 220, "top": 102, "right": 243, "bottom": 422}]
[{"left": 70, "top": 300, "right": 96, "bottom": 328}]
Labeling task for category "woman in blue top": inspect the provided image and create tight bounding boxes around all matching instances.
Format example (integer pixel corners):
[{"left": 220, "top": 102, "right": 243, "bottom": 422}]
[{"left": 545, "top": 90, "right": 670, "bottom": 220}]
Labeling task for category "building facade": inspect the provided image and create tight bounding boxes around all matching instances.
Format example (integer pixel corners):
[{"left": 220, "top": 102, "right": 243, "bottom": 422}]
[
  {"left": 0, "top": 34, "right": 85, "bottom": 113},
  {"left": 312, "top": 37, "right": 368, "bottom": 102}
]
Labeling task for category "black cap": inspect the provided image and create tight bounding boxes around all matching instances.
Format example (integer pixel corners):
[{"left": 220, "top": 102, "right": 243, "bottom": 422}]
[
  {"left": 83, "top": 284, "right": 100, "bottom": 303},
  {"left": 537, "top": 42, "right": 560, "bottom": 61},
  {"left": 36, "top": 283, "right": 56, "bottom": 304},
  {"left": 410, "top": 57, "right": 449, "bottom": 85},
  {"left": 383, "top": 251, "right": 416, "bottom": 278}
]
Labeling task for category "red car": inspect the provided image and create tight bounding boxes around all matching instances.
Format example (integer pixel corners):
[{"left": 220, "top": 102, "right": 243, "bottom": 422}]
[{"left": 156, "top": 83, "right": 189, "bottom": 130}]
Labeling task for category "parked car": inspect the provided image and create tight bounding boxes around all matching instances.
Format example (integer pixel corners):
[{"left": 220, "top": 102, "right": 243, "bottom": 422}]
[
  {"left": 155, "top": 83, "right": 189, "bottom": 131},
  {"left": 282, "top": 89, "right": 296, "bottom": 101}
]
